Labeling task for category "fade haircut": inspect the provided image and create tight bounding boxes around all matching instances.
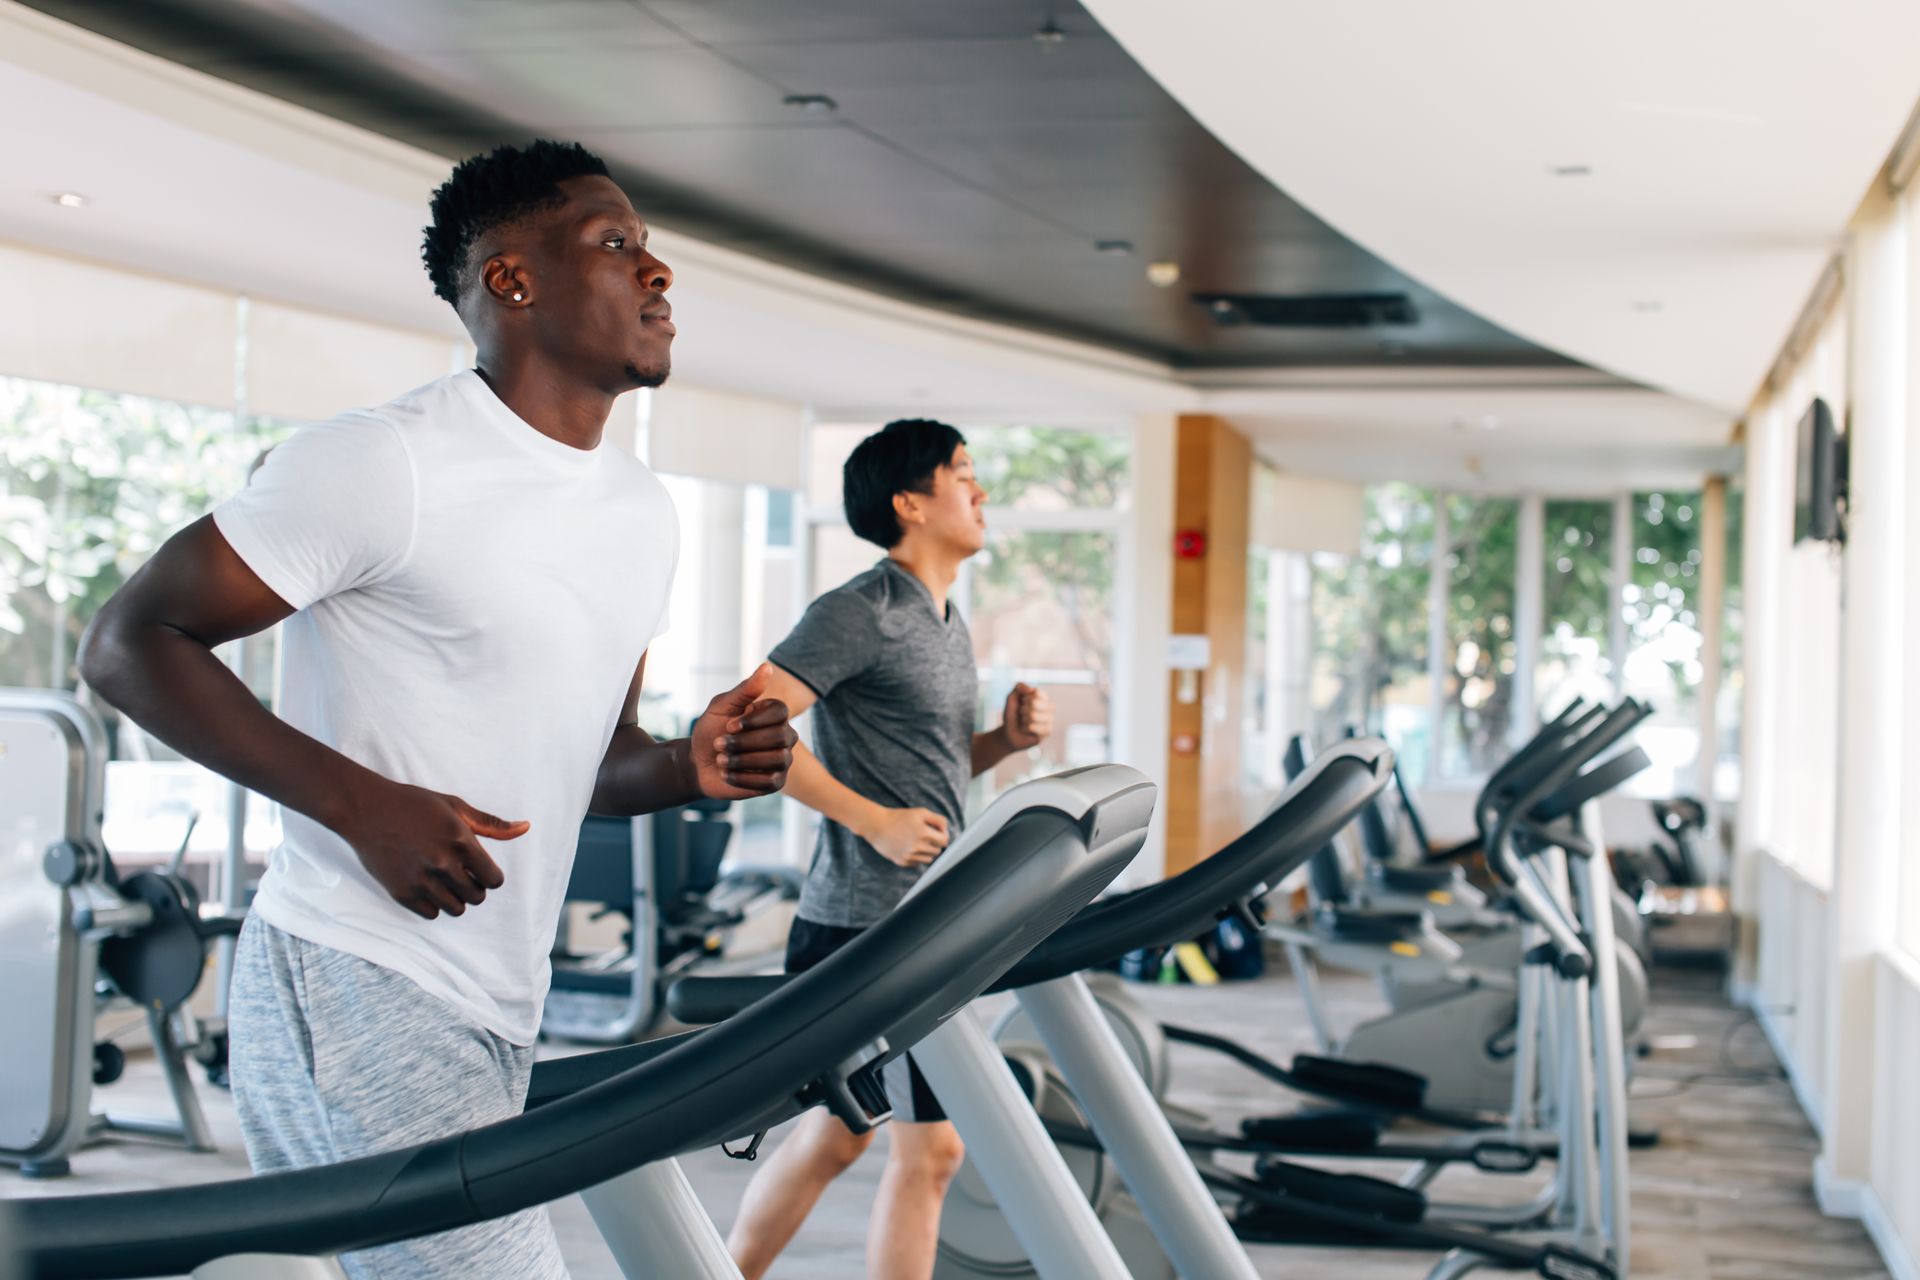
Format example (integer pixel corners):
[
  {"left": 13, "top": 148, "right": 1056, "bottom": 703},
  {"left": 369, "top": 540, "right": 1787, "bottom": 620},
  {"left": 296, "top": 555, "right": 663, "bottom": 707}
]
[
  {"left": 421, "top": 140, "right": 612, "bottom": 307},
  {"left": 843, "top": 419, "right": 968, "bottom": 549}
]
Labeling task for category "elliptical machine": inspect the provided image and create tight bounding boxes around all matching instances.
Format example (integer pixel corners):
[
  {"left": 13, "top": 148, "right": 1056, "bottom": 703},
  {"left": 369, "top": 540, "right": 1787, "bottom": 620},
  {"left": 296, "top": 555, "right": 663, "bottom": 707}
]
[
  {"left": 1274, "top": 709, "right": 1652, "bottom": 1113},
  {"left": 1, "top": 689, "right": 242, "bottom": 1179}
]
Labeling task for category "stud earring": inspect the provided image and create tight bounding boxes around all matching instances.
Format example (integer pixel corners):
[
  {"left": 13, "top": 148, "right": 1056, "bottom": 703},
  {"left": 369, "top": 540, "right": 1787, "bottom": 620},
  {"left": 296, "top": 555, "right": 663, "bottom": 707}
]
[{"left": 511, "top": 291, "right": 525, "bottom": 302}]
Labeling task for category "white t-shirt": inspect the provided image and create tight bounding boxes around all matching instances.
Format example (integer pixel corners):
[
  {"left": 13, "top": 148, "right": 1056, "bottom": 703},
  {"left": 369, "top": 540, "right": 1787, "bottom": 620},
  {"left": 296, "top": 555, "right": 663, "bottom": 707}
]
[{"left": 214, "top": 370, "right": 677, "bottom": 1044}]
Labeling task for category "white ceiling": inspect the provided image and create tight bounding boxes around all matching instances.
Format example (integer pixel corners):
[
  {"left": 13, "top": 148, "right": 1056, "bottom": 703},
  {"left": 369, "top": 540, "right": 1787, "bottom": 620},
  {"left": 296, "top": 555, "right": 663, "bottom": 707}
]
[
  {"left": 1203, "top": 374, "right": 1740, "bottom": 493},
  {"left": 1084, "top": 0, "right": 1920, "bottom": 415}
]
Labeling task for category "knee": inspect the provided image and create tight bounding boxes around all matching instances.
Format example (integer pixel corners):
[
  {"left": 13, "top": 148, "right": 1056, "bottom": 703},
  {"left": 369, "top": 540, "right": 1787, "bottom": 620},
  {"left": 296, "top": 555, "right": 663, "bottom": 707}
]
[
  {"left": 813, "top": 1119, "right": 877, "bottom": 1174},
  {"left": 901, "top": 1127, "right": 967, "bottom": 1187}
]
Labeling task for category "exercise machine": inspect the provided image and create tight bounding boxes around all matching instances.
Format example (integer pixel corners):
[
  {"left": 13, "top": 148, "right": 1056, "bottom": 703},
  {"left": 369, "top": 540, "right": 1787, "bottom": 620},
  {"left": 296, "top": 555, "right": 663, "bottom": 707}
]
[
  {"left": 1614, "top": 795, "right": 1734, "bottom": 964},
  {"left": 1277, "top": 713, "right": 1651, "bottom": 1113},
  {"left": 544, "top": 800, "right": 800, "bottom": 1042},
  {"left": 1, "top": 689, "right": 242, "bottom": 1180},
  {"left": 1357, "top": 705, "right": 1655, "bottom": 974}
]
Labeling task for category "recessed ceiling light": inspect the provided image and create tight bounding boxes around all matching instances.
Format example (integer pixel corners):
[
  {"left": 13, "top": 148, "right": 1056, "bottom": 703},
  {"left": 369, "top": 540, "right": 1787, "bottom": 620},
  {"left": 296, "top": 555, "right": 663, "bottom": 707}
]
[
  {"left": 50, "top": 192, "right": 89, "bottom": 208},
  {"left": 782, "top": 93, "right": 837, "bottom": 114},
  {"left": 1146, "top": 261, "right": 1180, "bottom": 288},
  {"left": 1034, "top": 18, "right": 1066, "bottom": 48},
  {"left": 1095, "top": 239, "right": 1134, "bottom": 256},
  {"left": 1549, "top": 165, "right": 1593, "bottom": 177}
]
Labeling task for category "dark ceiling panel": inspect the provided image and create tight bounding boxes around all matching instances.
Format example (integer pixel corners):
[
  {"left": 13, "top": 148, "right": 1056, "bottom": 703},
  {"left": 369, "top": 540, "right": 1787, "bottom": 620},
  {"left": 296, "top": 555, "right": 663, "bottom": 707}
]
[
  {"left": 638, "top": 0, "right": 1104, "bottom": 48},
  {"left": 24, "top": 0, "right": 1577, "bottom": 370},
  {"left": 354, "top": 1, "right": 687, "bottom": 55}
]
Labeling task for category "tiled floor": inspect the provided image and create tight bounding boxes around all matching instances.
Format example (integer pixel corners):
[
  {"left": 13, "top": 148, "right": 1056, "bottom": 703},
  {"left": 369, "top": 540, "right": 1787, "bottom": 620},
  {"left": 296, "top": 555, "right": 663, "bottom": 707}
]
[{"left": 3, "top": 961, "right": 1888, "bottom": 1279}]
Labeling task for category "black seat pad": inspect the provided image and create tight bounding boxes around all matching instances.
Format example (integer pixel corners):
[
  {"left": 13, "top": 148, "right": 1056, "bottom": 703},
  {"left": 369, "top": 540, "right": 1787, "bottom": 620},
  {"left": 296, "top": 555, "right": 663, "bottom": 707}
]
[
  {"left": 1370, "top": 864, "right": 1459, "bottom": 895},
  {"left": 1315, "top": 906, "right": 1429, "bottom": 945}
]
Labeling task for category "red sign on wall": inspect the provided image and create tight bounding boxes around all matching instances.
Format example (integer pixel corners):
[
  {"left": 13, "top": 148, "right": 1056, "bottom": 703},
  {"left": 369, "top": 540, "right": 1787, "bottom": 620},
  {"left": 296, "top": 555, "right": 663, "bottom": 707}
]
[{"left": 1175, "top": 529, "right": 1207, "bottom": 559}]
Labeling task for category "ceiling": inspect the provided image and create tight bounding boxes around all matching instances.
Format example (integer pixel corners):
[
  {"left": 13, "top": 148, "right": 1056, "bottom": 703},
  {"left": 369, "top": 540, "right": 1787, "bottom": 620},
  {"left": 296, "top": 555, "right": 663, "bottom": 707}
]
[
  {"left": 0, "top": 0, "right": 1750, "bottom": 490},
  {"left": 1084, "top": 0, "right": 1920, "bottom": 413},
  {"left": 18, "top": 0, "right": 1576, "bottom": 371},
  {"left": 1203, "top": 372, "right": 1741, "bottom": 494},
  {"left": 0, "top": 2, "right": 1183, "bottom": 425}
]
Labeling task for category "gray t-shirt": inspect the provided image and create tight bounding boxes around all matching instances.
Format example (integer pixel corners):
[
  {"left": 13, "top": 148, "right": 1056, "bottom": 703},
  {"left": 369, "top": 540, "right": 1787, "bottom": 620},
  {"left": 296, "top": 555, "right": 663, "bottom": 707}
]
[{"left": 771, "top": 558, "right": 978, "bottom": 927}]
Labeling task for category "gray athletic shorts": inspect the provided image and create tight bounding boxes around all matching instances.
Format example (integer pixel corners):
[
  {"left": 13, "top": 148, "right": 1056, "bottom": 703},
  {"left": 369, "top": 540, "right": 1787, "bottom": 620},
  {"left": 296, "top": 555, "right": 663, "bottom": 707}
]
[{"left": 229, "top": 918, "right": 568, "bottom": 1280}]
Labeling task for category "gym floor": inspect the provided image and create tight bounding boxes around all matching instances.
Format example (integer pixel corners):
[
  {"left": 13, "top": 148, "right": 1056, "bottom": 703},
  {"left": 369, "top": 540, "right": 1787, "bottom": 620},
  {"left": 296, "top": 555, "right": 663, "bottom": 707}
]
[{"left": 5, "top": 962, "right": 1882, "bottom": 1280}]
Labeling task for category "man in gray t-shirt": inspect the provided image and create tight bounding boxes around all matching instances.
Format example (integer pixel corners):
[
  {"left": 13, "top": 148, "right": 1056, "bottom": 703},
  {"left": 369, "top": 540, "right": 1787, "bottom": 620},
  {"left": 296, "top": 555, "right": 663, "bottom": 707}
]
[
  {"left": 727, "top": 420, "right": 1053, "bottom": 1280},
  {"left": 770, "top": 555, "right": 977, "bottom": 927}
]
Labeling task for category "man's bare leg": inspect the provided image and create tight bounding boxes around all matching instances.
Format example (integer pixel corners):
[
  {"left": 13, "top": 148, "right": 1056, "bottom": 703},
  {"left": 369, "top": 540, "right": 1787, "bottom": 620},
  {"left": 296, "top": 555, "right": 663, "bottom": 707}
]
[
  {"left": 729, "top": 1109, "right": 877, "bottom": 1280},
  {"left": 867, "top": 1120, "right": 967, "bottom": 1279}
]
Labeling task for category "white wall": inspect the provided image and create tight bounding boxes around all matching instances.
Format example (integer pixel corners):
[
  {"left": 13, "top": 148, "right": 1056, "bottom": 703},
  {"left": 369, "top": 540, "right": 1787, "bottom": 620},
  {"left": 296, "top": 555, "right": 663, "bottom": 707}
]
[
  {"left": 1868, "top": 953, "right": 1920, "bottom": 1279},
  {"left": 1739, "top": 180, "right": 1920, "bottom": 1280},
  {"left": 1754, "top": 855, "right": 1832, "bottom": 1133}
]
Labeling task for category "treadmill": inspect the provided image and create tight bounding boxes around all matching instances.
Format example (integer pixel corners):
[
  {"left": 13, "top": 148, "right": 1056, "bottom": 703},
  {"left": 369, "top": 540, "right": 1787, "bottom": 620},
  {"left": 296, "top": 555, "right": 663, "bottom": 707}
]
[{"left": 9, "top": 765, "right": 1157, "bottom": 1280}]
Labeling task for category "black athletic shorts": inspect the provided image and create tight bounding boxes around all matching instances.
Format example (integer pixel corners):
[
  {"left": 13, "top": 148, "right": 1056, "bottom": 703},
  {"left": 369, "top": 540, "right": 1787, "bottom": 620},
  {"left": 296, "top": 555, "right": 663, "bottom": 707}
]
[{"left": 785, "top": 916, "right": 947, "bottom": 1124}]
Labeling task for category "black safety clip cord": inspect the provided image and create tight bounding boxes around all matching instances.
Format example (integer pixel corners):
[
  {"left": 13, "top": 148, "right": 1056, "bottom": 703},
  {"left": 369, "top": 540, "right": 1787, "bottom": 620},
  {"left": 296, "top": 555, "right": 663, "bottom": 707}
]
[{"left": 722, "top": 1130, "right": 768, "bottom": 1161}]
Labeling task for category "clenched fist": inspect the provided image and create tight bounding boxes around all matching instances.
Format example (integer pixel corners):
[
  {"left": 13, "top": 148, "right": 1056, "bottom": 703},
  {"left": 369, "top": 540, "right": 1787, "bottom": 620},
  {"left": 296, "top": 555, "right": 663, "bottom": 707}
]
[
  {"left": 692, "top": 663, "right": 799, "bottom": 800},
  {"left": 862, "top": 805, "right": 950, "bottom": 868},
  {"left": 1001, "top": 682, "right": 1054, "bottom": 751}
]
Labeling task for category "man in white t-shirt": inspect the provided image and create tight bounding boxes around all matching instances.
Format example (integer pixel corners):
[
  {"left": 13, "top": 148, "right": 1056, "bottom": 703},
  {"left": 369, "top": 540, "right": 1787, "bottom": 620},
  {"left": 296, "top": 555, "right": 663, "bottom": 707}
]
[{"left": 77, "top": 140, "right": 796, "bottom": 1279}]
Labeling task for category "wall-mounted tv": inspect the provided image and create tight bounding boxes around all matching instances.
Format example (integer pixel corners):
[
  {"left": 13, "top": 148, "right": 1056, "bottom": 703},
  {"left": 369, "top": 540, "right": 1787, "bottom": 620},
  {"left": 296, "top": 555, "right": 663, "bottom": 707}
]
[{"left": 1794, "top": 397, "right": 1847, "bottom": 544}]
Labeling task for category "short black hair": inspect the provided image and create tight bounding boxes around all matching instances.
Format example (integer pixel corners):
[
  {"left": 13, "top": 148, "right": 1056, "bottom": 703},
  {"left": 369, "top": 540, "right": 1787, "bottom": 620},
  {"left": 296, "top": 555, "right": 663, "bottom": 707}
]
[
  {"left": 421, "top": 140, "right": 611, "bottom": 307},
  {"left": 843, "top": 419, "right": 968, "bottom": 548}
]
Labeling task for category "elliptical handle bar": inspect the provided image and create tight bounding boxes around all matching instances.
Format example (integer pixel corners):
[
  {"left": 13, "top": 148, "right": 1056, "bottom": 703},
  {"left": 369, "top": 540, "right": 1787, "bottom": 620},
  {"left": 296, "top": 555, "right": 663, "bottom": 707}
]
[
  {"left": 1481, "top": 702, "right": 1649, "bottom": 979},
  {"left": 1472, "top": 701, "right": 1613, "bottom": 845}
]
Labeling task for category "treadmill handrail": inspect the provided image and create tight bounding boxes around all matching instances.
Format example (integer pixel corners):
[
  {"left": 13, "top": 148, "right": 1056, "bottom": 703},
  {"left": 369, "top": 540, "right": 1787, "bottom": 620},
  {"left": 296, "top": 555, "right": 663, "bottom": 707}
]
[
  {"left": 665, "top": 973, "right": 792, "bottom": 1026},
  {"left": 991, "top": 739, "right": 1394, "bottom": 991}
]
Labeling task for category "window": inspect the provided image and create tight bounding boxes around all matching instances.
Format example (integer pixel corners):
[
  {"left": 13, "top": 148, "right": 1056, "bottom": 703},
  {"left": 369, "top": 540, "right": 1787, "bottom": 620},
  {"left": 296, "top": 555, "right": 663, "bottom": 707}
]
[
  {"left": 641, "top": 473, "right": 801, "bottom": 865},
  {"left": 964, "top": 427, "right": 1128, "bottom": 794},
  {"left": 0, "top": 374, "right": 295, "bottom": 864},
  {"left": 1307, "top": 485, "right": 1435, "bottom": 781},
  {"left": 1245, "top": 546, "right": 1310, "bottom": 789},
  {"left": 1621, "top": 490, "right": 1705, "bottom": 796},
  {"left": 1437, "top": 495, "right": 1520, "bottom": 779},
  {"left": 0, "top": 377, "right": 288, "bottom": 688},
  {"left": 970, "top": 527, "right": 1118, "bottom": 791},
  {"left": 1715, "top": 483, "right": 1745, "bottom": 805},
  {"left": 1539, "top": 499, "right": 1616, "bottom": 718}
]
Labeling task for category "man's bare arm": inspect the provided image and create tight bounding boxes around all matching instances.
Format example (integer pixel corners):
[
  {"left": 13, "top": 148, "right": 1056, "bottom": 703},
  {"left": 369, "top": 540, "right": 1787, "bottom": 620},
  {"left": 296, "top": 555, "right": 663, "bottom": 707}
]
[
  {"left": 970, "top": 683, "right": 1054, "bottom": 776},
  {"left": 80, "top": 516, "right": 519, "bottom": 920},
  {"left": 592, "top": 657, "right": 796, "bottom": 816}
]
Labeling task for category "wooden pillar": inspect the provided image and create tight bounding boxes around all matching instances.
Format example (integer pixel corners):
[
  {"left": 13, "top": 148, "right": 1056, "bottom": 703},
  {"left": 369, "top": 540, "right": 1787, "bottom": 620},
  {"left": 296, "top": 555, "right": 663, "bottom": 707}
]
[
  {"left": 1164, "top": 414, "right": 1252, "bottom": 877},
  {"left": 1694, "top": 475, "right": 1728, "bottom": 823}
]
